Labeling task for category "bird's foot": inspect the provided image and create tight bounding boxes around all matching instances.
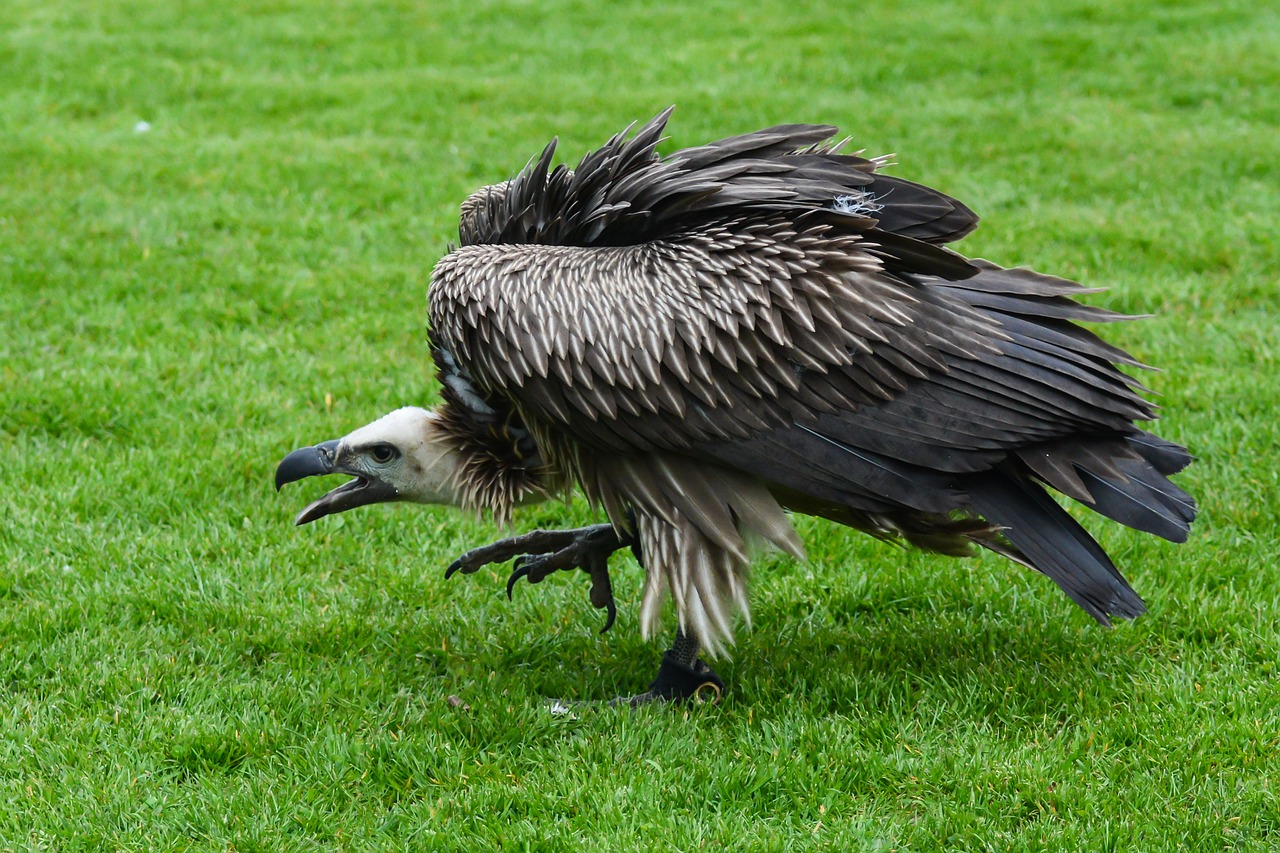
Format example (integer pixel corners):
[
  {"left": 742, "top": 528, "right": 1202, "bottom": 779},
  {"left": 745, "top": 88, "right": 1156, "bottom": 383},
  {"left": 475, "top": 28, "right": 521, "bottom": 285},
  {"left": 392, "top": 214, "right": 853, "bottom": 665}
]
[
  {"left": 546, "top": 656, "right": 725, "bottom": 715},
  {"left": 609, "top": 653, "right": 725, "bottom": 708},
  {"left": 445, "top": 524, "right": 628, "bottom": 632},
  {"left": 547, "top": 629, "right": 724, "bottom": 711}
]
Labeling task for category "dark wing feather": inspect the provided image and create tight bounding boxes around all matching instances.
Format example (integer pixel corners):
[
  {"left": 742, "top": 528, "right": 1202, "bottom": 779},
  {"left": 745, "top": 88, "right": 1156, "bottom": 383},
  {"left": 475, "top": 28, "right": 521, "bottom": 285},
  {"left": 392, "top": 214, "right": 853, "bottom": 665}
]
[{"left": 457, "top": 108, "right": 979, "bottom": 260}]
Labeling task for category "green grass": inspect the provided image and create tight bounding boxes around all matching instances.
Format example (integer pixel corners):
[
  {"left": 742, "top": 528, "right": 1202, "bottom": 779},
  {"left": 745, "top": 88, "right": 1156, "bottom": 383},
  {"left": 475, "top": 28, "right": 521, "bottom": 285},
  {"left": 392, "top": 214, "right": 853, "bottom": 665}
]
[{"left": 2, "top": 0, "right": 1278, "bottom": 848}]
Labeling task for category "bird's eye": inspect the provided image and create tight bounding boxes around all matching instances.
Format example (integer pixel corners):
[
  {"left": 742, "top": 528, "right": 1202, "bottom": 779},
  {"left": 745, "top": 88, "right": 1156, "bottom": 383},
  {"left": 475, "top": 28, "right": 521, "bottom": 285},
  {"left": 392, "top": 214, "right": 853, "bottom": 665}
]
[{"left": 370, "top": 444, "right": 398, "bottom": 464}]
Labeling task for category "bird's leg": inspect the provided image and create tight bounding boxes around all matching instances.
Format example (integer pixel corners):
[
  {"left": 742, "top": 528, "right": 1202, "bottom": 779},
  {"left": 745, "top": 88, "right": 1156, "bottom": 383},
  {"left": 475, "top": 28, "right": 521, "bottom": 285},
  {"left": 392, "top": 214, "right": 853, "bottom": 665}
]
[
  {"left": 448, "top": 522, "right": 724, "bottom": 707},
  {"left": 611, "top": 628, "right": 725, "bottom": 707},
  {"left": 445, "top": 523, "right": 632, "bottom": 632}
]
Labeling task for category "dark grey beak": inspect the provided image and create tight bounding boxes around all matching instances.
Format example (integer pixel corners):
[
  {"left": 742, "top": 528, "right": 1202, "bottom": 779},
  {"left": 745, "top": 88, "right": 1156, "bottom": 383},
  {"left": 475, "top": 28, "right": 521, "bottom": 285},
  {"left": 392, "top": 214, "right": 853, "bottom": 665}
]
[
  {"left": 275, "top": 439, "right": 341, "bottom": 492},
  {"left": 275, "top": 439, "right": 396, "bottom": 525}
]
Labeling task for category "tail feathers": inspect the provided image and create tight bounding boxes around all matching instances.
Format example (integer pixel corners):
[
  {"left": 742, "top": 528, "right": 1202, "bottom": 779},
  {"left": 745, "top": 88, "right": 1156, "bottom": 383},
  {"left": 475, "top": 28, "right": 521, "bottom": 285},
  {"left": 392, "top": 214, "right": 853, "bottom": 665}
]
[
  {"left": 1077, "top": 455, "right": 1196, "bottom": 543},
  {"left": 1128, "top": 431, "right": 1194, "bottom": 476},
  {"left": 966, "top": 469, "right": 1146, "bottom": 625},
  {"left": 1017, "top": 432, "right": 1197, "bottom": 543}
]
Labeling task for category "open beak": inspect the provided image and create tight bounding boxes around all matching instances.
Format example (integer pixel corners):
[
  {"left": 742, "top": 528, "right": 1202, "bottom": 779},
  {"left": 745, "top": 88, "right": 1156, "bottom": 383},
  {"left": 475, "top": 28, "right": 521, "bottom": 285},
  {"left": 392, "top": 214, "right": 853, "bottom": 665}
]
[{"left": 275, "top": 439, "right": 397, "bottom": 525}]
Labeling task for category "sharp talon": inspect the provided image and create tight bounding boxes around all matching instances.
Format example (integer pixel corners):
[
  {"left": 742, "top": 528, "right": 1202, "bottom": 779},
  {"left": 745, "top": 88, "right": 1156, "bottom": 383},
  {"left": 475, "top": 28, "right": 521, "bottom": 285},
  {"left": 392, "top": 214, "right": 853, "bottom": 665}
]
[
  {"left": 506, "top": 562, "right": 530, "bottom": 600},
  {"left": 445, "top": 523, "right": 627, "bottom": 630},
  {"left": 586, "top": 555, "right": 616, "bottom": 633}
]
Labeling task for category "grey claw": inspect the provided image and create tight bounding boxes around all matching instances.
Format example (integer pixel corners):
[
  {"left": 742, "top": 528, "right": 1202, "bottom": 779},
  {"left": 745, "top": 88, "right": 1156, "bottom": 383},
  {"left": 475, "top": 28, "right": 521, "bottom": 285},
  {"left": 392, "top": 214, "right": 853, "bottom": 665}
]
[
  {"left": 446, "top": 524, "right": 627, "bottom": 631},
  {"left": 506, "top": 561, "right": 531, "bottom": 600}
]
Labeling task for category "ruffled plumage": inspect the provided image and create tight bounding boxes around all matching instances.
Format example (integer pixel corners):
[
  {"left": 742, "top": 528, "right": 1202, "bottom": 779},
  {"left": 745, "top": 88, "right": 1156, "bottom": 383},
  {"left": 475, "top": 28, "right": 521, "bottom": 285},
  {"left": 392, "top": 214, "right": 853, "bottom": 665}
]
[{"left": 427, "top": 109, "right": 1195, "bottom": 653}]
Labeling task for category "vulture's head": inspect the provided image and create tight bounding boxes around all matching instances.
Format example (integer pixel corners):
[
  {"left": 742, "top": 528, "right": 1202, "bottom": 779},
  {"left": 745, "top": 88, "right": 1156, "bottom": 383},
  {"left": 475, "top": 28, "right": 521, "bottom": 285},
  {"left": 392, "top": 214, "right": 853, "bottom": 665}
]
[{"left": 275, "top": 406, "right": 466, "bottom": 525}]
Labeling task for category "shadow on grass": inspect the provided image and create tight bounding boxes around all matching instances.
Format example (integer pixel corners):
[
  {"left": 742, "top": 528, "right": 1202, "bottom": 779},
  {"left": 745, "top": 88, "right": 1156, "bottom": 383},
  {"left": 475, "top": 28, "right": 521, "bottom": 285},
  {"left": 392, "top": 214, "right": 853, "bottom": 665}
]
[{"left": 118, "top": 554, "right": 1174, "bottom": 740}]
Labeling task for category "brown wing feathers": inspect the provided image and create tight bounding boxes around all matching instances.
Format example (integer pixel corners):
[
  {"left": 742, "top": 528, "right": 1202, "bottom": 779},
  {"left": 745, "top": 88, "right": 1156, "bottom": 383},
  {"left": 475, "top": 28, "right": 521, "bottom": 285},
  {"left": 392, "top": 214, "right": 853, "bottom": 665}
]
[{"left": 429, "top": 109, "right": 1195, "bottom": 637}]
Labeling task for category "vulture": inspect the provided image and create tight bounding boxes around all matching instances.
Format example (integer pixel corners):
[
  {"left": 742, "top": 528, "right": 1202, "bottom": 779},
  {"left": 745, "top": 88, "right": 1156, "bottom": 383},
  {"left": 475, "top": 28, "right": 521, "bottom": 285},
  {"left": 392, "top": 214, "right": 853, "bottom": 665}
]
[{"left": 277, "top": 108, "right": 1195, "bottom": 705}]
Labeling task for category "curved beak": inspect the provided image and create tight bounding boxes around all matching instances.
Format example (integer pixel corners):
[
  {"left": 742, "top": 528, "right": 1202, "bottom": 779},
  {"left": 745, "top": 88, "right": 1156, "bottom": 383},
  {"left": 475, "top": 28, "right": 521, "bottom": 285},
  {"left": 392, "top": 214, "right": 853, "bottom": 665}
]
[
  {"left": 275, "top": 439, "right": 341, "bottom": 491},
  {"left": 275, "top": 439, "right": 396, "bottom": 525}
]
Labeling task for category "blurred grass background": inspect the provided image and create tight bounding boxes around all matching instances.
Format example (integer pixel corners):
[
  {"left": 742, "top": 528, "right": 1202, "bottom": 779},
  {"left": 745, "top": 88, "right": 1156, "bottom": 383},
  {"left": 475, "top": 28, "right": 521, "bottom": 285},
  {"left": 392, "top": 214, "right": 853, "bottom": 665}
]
[{"left": 1, "top": 0, "right": 1277, "bottom": 848}]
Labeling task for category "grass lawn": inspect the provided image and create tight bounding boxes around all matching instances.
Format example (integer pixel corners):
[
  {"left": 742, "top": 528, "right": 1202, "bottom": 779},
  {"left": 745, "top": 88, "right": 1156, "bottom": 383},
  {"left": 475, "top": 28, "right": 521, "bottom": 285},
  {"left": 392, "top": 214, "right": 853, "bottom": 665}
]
[{"left": 3, "top": 0, "right": 1278, "bottom": 848}]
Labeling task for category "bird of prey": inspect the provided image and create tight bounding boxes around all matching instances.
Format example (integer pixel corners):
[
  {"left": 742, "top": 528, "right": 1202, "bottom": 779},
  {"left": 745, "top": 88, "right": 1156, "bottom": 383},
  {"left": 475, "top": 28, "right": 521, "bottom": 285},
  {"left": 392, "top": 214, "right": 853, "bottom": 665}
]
[{"left": 277, "top": 108, "right": 1195, "bottom": 705}]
